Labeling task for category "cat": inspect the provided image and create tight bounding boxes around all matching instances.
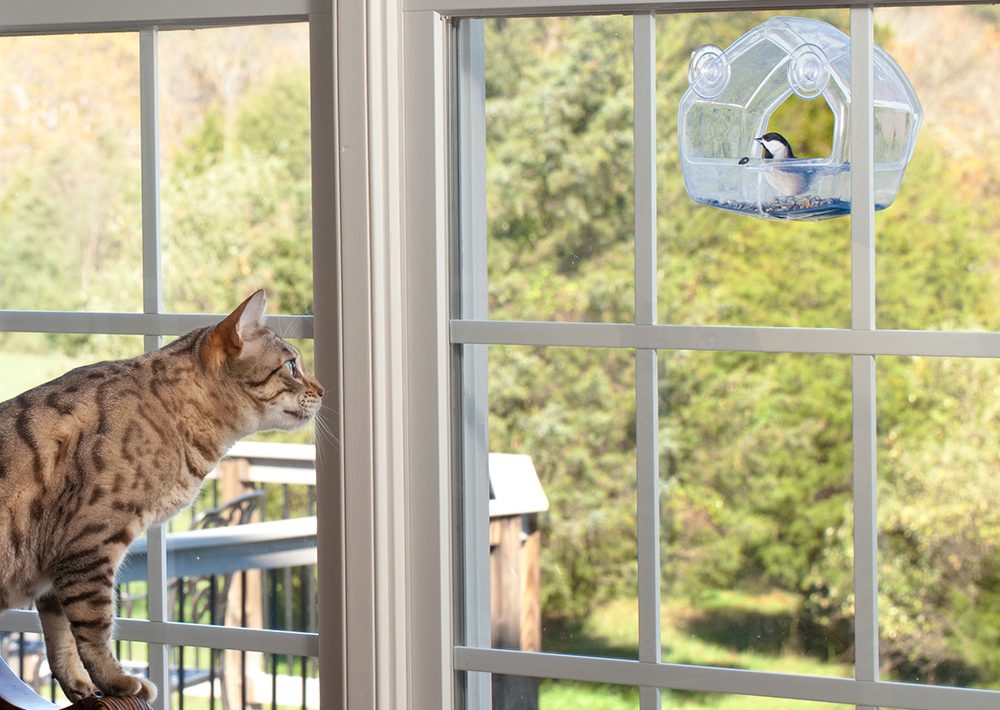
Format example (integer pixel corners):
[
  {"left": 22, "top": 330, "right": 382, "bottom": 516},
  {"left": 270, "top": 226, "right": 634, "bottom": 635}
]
[{"left": 0, "top": 290, "right": 323, "bottom": 702}]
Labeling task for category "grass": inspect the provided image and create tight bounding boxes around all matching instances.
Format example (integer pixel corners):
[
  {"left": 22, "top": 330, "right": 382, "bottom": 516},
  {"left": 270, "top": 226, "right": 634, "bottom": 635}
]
[
  {"left": 0, "top": 349, "right": 99, "bottom": 402},
  {"left": 539, "top": 680, "right": 853, "bottom": 709},
  {"left": 534, "top": 592, "right": 854, "bottom": 709}
]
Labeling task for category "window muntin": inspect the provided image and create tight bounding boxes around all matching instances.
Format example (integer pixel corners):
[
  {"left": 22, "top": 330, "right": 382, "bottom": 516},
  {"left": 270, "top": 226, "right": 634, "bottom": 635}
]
[{"left": 451, "top": 5, "right": 1000, "bottom": 710}]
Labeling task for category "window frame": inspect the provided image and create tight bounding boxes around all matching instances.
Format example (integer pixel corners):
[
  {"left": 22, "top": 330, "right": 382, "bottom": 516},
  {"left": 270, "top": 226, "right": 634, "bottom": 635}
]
[
  {"left": 398, "top": 1, "right": 1000, "bottom": 709},
  {"left": 0, "top": 3, "right": 370, "bottom": 710}
]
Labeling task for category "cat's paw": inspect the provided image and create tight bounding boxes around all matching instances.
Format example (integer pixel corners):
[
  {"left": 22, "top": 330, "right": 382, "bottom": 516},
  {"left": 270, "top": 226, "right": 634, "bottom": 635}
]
[
  {"left": 97, "top": 672, "right": 158, "bottom": 702},
  {"left": 62, "top": 678, "right": 99, "bottom": 703}
]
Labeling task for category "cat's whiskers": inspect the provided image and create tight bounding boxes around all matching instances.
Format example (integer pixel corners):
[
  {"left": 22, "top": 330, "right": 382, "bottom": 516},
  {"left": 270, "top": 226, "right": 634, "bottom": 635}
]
[{"left": 312, "top": 411, "right": 340, "bottom": 447}]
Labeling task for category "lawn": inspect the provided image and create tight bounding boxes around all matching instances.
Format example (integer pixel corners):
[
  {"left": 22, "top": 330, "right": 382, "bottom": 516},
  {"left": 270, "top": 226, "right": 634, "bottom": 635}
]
[{"left": 536, "top": 592, "right": 853, "bottom": 709}]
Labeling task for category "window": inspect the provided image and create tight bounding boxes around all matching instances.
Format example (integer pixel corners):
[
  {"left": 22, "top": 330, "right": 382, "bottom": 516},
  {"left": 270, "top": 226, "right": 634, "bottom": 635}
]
[
  {"left": 0, "top": 4, "right": 346, "bottom": 710},
  {"left": 399, "top": 1, "right": 1000, "bottom": 709}
]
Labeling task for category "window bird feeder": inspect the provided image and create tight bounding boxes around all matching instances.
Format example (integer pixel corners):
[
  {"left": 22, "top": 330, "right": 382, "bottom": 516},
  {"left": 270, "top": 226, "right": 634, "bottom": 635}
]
[{"left": 679, "top": 16, "right": 922, "bottom": 221}]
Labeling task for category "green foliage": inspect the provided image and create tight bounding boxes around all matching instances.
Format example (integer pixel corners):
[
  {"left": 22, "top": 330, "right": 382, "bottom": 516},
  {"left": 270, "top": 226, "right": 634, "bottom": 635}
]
[
  {"left": 160, "top": 70, "right": 313, "bottom": 316},
  {"left": 236, "top": 69, "right": 312, "bottom": 182}
]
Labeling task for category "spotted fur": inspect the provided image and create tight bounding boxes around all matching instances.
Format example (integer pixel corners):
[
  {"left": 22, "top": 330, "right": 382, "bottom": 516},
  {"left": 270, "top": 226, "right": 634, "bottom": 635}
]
[{"left": 0, "top": 291, "right": 323, "bottom": 702}]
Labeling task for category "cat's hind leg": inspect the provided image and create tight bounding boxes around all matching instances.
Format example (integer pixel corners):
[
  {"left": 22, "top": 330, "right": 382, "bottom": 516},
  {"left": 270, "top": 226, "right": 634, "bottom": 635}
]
[{"left": 36, "top": 594, "right": 98, "bottom": 702}]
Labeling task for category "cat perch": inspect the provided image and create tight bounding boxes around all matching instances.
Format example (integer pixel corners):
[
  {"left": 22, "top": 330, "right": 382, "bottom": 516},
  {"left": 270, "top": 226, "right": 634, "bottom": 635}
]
[
  {"left": 0, "top": 655, "right": 151, "bottom": 710},
  {"left": 679, "top": 16, "right": 922, "bottom": 221}
]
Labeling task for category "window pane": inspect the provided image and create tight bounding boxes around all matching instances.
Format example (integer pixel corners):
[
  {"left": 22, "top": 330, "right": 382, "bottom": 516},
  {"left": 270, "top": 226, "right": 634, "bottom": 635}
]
[
  {"left": 540, "top": 679, "right": 638, "bottom": 709},
  {"left": 656, "top": 10, "right": 852, "bottom": 328},
  {"left": 171, "top": 647, "right": 318, "bottom": 709},
  {"left": 488, "top": 346, "right": 637, "bottom": 657},
  {"left": 150, "top": 329, "right": 319, "bottom": 637},
  {"left": 0, "top": 333, "right": 144, "bottom": 401},
  {"left": 660, "top": 352, "right": 854, "bottom": 677},
  {"left": 484, "top": 16, "right": 634, "bottom": 323},
  {"left": 875, "top": 6, "right": 1000, "bottom": 332},
  {"left": 662, "top": 692, "right": 849, "bottom": 709},
  {"left": 469, "top": 672, "right": 640, "bottom": 710},
  {"left": 877, "top": 356, "right": 1000, "bottom": 689},
  {"left": 159, "top": 24, "right": 312, "bottom": 316},
  {"left": 0, "top": 34, "right": 142, "bottom": 312},
  {"left": 164, "top": 440, "right": 319, "bottom": 635}
]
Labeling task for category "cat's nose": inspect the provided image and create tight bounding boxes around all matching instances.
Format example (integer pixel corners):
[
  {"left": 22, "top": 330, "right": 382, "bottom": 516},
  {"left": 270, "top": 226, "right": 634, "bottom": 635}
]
[{"left": 314, "top": 382, "right": 325, "bottom": 398}]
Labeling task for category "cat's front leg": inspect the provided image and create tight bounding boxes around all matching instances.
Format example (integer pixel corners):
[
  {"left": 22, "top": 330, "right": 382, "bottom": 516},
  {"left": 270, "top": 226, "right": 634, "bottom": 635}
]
[
  {"left": 36, "top": 594, "right": 97, "bottom": 702},
  {"left": 51, "top": 560, "right": 157, "bottom": 702}
]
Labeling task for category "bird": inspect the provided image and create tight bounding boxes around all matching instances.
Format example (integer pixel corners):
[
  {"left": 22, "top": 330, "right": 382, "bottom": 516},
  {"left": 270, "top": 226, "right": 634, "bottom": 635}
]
[{"left": 755, "top": 132, "right": 809, "bottom": 196}]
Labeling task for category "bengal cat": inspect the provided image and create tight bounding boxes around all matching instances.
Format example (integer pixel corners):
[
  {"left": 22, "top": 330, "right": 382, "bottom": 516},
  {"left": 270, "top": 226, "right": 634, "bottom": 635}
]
[{"left": 0, "top": 290, "right": 323, "bottom": 702}]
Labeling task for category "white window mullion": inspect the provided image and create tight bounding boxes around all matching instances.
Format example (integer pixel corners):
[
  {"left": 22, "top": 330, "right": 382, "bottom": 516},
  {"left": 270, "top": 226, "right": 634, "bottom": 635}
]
[
  {"left": 457, "top": 17, "right": 492, "bottom": 710},
  {"left": 451, "top": 319, "right": 1000, "bottom": 359},
  {"left": 634, "top": 12, "right": 656, "bottom": 329},
  {"left": 140, "top": 26, "right": 171, "bottom": 710},
  {"left": 850, "top": 7, "right": 879, "bottom": 710},
  {"left": 403, "top": 9, "right": 453, "bottom": 709},
  {"left": 0, "top": 609, "right": 318, "bottom": 655},
  {"left": 633, "top": 12, "right": 661, "bottom": 710}
]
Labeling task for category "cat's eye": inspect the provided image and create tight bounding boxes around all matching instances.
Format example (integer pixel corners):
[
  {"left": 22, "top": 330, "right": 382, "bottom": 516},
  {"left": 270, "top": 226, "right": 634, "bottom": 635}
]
[{"left": 285, "top": 360, "right": 298, "bottom": 376}]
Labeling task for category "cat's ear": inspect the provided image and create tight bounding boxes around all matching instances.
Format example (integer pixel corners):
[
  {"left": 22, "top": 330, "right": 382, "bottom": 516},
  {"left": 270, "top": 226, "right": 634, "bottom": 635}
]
[
  {"left": 236, "top": 289, "right": 268, "bottom": 337},
  {"left": 204, "top": 290, "right": 267, "bottom": 369}
]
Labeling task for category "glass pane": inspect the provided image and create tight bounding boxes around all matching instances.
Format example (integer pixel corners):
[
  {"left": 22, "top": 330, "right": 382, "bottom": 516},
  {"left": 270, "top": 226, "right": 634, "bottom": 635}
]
[
  {"left": 165, "top": 450, "right": 318, "bottom": 634},
  {"left": 488, "top": 346, "right": 637, "bottom": 657},
  {"left": 875, "top": 6, "right": 1000, "bottom": 332},
  {"left": 657, "top": 10, "right": 852, "bottom": 328},
  {"left": 171, "top": 647, "right": 318, "bottom": 709},
  {"left": 183, "top": 335, "right": 317, "bottom": 636},
  {"left": 159, "top": 24, "right": 313, "bottom": 316},
  {"left": 878, "top": 356, "right": 1000, "bottom": 689},
  {"left": 660, "top": 352, "right": 853, "bottom": 677},
  {"left": 469, "top": 673, "right": 640, "bottom": 710},
  {"left": 0, "top": 333, "right": 144, "bottom": 401},
  {"left": 484, "top": 16, "right": 634, "bottom": 323},
  {"left": 0, "top": 632, "right": 69, "bottom": 705},
  {"left": 540, "top": 679, "right": 638, "bottom": 709},
  {"left": 662, "top": 691, "right": 850, "bottom": 709},
  {"left": 0, "top": 34, "right": 142, "bottom": 312},
  {"left": 153, "top": 328, "right": 318, "bottom": 635}
]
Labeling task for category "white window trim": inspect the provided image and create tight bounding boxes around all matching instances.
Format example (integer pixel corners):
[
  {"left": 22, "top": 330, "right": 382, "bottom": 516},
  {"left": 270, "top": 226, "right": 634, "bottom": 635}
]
[{"left": 392, "top": 2, "right": 1000, "bottom": 710}]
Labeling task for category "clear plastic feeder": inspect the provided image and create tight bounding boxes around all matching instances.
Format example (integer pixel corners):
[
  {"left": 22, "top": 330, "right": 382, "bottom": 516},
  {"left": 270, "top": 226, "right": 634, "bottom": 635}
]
[{"left": 679, "top": 16, "right": 922, "bottom": 221}]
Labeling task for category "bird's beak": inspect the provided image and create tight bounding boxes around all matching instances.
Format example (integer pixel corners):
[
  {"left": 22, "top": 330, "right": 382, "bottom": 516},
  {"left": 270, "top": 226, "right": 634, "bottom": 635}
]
[{"left": 754, "top": 137, "right": 763, "bottom": 144}]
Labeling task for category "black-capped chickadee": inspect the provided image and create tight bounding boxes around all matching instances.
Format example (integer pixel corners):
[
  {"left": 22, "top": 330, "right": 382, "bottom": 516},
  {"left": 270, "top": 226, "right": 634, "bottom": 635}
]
[{"left": 755, "top": 132, "right": 809, "bottom": 196}]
